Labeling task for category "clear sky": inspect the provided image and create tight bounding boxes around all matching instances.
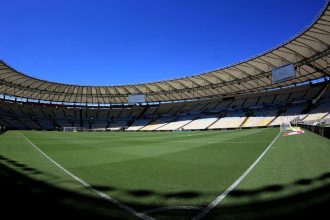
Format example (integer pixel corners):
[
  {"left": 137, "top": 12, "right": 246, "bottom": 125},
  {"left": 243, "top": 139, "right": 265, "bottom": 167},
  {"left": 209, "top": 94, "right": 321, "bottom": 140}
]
[{"left": 0, "top": 0, "right": 326, "bottom": 86}]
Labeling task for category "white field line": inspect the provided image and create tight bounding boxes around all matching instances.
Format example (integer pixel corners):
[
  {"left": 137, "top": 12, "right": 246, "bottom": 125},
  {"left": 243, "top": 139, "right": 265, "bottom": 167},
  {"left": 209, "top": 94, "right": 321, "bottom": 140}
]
[
  {"left": 171, "top": 140, "right": 271, "bottom": 144},
  {"left": 192, "top": 130, "right": 282, "bottom": 220},
  {"left": 21, "top": 133, "right": 155, "bottom": 220}
]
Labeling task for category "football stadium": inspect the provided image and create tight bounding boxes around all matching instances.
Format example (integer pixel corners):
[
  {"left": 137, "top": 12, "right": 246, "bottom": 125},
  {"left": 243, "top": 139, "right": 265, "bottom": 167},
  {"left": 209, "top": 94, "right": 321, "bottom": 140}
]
[{"left": 0, "top": 1, "right": 330, "bottom": 220}]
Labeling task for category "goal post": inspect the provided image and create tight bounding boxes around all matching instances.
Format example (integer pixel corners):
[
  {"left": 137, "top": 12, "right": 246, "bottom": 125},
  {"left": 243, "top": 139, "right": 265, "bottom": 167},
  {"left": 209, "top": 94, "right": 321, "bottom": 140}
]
[
  {"left": 62, "top": 127, "right": 107, "bottom": 132},
  {"left": 63, "top": 127, "right": 78, "bottom": 132},
  {"left": 280, "top": 117, "right": 294, "bottom": 132},
  {"left": 280, "top": 116, "right": 305, "bottom": 136}
]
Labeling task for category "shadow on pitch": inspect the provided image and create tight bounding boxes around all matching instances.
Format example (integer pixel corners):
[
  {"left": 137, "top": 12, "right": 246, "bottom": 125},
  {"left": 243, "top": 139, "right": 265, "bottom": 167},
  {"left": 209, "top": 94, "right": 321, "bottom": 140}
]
[
  {"left": 90, "top": 185, "right": 117, "bottom": 192},
  {"left": 0, "top": 153, "right": 330, "bottom": 220},
  {"left": 230, "top": 184, "right": 284, "bottom": 197},
  {"left": 228, "top": 172, "right": 330, "bottom": 199},
  {"left": 0, "top": 155, "right": 44, "bottom": 175},
  {"left": 127, "top": 189, "right": 155, "bottom": 197}
]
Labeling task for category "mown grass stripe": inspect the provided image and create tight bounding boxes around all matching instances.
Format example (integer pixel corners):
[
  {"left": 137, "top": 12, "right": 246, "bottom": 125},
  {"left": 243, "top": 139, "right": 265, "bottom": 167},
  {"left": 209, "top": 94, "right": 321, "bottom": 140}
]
[{"left": 21, "top": 133, "right": 155, "bottom": 220}]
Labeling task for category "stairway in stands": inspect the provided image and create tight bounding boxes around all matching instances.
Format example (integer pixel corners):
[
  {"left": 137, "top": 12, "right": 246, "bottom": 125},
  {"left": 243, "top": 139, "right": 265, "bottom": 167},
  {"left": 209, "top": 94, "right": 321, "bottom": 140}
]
[
  {"left": 126, "top": 105, "right": 150, "bottom": 128},
  {"left": 301, "top": 82, "right": 329, "bottom": 116}
]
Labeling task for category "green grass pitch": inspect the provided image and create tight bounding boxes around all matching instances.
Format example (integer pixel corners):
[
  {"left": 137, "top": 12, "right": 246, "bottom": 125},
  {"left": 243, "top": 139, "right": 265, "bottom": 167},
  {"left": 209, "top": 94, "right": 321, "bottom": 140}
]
[{"left": 0, "top": 128, "right": 329, "bottom": 219}]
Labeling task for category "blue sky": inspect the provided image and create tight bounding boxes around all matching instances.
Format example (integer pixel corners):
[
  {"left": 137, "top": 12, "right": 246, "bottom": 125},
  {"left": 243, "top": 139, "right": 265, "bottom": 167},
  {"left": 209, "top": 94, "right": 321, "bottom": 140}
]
[{"left": 0, "top": 0, "right": 326, "bottom": 86}]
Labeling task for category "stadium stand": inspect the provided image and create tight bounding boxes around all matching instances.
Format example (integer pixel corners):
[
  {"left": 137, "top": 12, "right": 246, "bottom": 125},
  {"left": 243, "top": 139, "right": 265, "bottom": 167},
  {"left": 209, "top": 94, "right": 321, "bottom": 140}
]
[
  {"left": 0, "top": 81, "right": 329, "bottom": 131},
  {"left": 182, "top": 115, "right": 219, "bottom": 130},
  {"left": 209, "top": 114, "right": 246, "bottom": 129},
  {"left": 242, "top": 109, "right": 277, "bottom": 128},
  {"left": 157, "top": 115, "right": 194, "bottom": 131},
  {"left": 140, "top": 117, "right": 174, "bottom": 131},
  {"left": 126, "top": 119, "right": 151, "bottom": 131},
  {"left": 303, "top": 103, "right": 330, "bottom": 122}
]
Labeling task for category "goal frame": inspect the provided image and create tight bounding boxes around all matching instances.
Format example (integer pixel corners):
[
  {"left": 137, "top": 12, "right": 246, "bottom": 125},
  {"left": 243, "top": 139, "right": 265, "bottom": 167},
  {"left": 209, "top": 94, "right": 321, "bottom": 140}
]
[
  {"left": 63, "top": 127, "right": 107, "bottom": 132},
  {"left": 280, "top": 117, "right": 294, "bottom": 132},
  {"left": 63, "top": 127, "right": 78, "bottom": 132}
]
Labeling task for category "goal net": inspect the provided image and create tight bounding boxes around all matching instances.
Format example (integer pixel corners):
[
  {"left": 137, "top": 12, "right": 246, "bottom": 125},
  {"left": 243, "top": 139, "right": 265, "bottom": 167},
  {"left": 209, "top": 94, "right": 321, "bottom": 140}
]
[
  {"left": 63, "top": 127, "right": 78, "bottom": 132},
  {"left": 280, "top": 117, "right": 294, "bottom": 132},
  {"left": 280, "top": 117, "right": 304, "bottom": 136},
  {"left": 63, "top": 127, "right": 107, "bottom": 132}
]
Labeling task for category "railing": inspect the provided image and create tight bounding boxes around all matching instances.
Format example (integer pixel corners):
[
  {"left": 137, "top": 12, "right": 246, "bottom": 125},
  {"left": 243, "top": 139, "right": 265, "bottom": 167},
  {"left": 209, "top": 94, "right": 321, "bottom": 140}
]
[{"left": 299, "top": 124, "right": 330, "bottom": 139}]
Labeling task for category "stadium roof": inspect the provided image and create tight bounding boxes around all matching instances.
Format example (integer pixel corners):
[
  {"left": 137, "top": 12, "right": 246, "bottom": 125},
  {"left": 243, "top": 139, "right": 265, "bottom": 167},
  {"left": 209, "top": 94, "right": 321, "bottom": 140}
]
[{"left": 0, "top": 2, "right": 330, "bottom": 104}]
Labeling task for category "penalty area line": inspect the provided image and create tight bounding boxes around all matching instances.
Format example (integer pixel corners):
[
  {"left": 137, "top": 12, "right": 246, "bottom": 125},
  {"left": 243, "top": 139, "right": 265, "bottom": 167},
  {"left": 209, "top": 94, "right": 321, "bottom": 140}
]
[
  {"left": 192, "top": 130, "right": 282, "bottom": 220},
  {"left": 21, "top": 133, "right": 155, "bottom": 220}
]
